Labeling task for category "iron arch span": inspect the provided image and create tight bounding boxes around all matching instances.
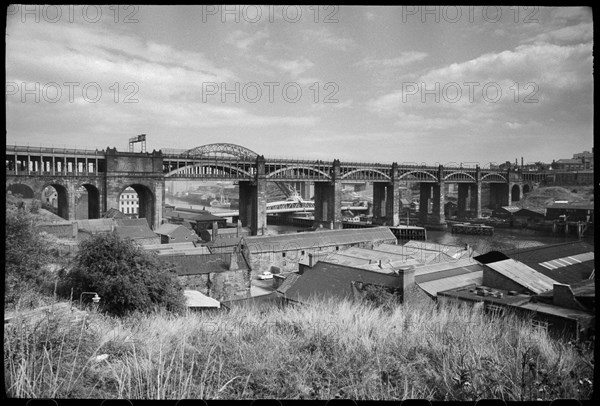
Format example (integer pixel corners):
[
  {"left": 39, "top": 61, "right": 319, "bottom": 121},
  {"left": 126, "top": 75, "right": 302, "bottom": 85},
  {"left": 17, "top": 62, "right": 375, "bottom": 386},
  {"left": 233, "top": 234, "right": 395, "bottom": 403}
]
[{"left": 185, "top": 143, "right": 259, "bottom": 159}]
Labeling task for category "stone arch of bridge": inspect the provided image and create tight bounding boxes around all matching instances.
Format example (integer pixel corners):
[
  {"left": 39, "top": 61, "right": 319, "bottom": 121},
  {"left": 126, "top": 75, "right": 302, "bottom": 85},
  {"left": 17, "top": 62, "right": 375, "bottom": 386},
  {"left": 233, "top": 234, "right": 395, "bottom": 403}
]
[
  {"left": 6, "top": 183, "right": 35, "bottom": 199},
  {"left": 41, "top": 182, "right": 70, "bottom": 220},
  {"left": 119, "top": 183, "right": 155, "bottom": 227},
  {"left": 511, "top": 184, "right": 521, "bottom": 202},
  {"left": 77, "top": 183, "right": 101, "bottom": 219}
]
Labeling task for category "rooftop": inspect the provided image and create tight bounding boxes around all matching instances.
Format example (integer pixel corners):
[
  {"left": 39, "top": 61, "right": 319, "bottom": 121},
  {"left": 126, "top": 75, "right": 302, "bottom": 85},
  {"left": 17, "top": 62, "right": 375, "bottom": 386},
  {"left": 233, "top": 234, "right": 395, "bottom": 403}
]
[
  {"left": 184, "top": 290, "right": 221, "bottom": 308},
  {"left": 546, "top": 202, "right": 594, "bottom": 210},
  {"left": 417, "top": 271, "right": 483, "bottom": 297},
  {"left": 483, "top": 259, "right": 558, "bottom": 294},
  {"left": 505, "top": 241, "right": 595, "bottom": 284},
  {"left": 283, "top": 261, "right": 401, "bottom": 304},
  {"left": 243, "top": 227, "right": 397, "bottom": 252},
  {"left": 154, "top": 223, "right": 189, "bottom": 236},
  {"left": 438, "top": 285, "right": 532, "bottom": 306},
  {"left": 114, "top": 225, "right": 159, "bottom": 240}
]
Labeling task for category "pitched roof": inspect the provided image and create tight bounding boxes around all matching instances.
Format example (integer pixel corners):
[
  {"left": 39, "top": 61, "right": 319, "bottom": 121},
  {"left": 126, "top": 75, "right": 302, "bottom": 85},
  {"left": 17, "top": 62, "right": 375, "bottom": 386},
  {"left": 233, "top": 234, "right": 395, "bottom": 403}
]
[
  {"left": 115, "top": 218, "right": 151, "bottom": 227},
  {"left": 76, "top": 219, "right": 115, "bottom": 233},
  {"left": 276, "top": 273, "right": 302, "bottom": 295},
  {"left": 483, "top": 259, "right": 558, "bottom": 294},
  {"left": 158, "top": 252, "right": 246, "bottom": 275},
  {"left": 546, "top": 202, "right": 594, "bottom": 210},
  {"left": 243, "top": 227, "right": 396, "bottom": 252},
  {"left": 417, "top": 271, "right": 483, "bottom": 297},
  {"left": 513, "top": 208, "right": 546, "bottom": 216},
  {"left": 102, "top": 208, "right": 126, "bottom": 219},
  {"left": 184, "top": 290, "right": 221, "bottom": 308},
  {"left": 415, "top": 259, "right": 485, "bottom": 283},
  {"left": 283, "top": 261, "right": 402, "bottom": 304},
  {"left": 505, "top": 241, "right": 595, "bottom": 284},
  {"left": 154, "top": 223, "right": 191, "bottom": 236},
  {"left": 167, "top": 211, "right": 226, "bottom": 222},
  {"left": 114, "top": 225, "right": 159, "bottom": 240},
  {"left": 402, "top": 240, "right": 467, "bottom": 259},
  {"left": 500, "top": 206, "right": 521, "bottom": 213}
]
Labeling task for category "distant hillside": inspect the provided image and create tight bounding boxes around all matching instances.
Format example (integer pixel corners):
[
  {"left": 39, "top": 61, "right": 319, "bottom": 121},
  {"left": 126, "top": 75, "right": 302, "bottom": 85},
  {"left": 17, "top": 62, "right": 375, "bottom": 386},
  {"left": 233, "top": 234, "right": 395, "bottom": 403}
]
[{"left": 515, "top": 186, "right": 594, "bottom": 210}]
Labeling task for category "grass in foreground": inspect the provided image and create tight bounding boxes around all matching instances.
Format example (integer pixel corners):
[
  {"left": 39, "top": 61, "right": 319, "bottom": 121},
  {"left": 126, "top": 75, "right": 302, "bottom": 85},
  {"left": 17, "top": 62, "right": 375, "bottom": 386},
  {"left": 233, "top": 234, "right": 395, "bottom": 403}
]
[{"left": 4, "top": 297, "right": 594, "bottom": 400}]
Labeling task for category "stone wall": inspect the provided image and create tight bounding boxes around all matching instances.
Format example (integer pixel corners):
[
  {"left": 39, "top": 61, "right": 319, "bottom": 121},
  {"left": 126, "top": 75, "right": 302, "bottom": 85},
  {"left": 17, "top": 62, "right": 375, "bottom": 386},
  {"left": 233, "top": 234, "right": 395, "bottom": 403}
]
[
  {"left": 178, "top": 268, "right": 251, "bottom": 302},
  {"left": 38, "top": 221, "right": 77, "bottom": 239}
]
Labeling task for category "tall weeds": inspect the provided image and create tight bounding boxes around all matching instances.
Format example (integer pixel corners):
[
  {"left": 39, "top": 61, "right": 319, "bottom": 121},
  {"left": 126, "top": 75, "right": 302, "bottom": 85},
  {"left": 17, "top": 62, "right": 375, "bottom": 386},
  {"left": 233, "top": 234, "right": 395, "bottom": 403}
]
[{"left": 4, "top": 298, "right": 594, "bottom": 400}]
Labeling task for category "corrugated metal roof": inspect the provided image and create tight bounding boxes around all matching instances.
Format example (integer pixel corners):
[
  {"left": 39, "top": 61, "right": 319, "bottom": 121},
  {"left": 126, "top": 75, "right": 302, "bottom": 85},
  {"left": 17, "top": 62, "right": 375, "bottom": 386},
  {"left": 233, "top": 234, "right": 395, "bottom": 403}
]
[
  {"left": 518, "top": 302, "right": 594, "bottom": 321},
  {"left": 184, "top": 290, "right": 221, "bottom": 308},
  {"left": 243, "top": 227, "right": 396, "bottom": 252},
  {"left": 485, "top": 259, "right": 558, "bottom": 294},
  {"left": 417, "top": 272, "right": 483, "bottom": 297},
  {"left": 538, "top": 252, "right": 594, "bottom": 270},
  {"left": 402, "top": 240, "right": 466, "bottom": 259},
  {"left": 415, "top": 261, "right": 485, "bottom": 283},
  {"left": 414, "top": 257, "right": 480, "bottom": 277},
  {"left": 505, "top": 241, "right": 595, "bottom": 285}
]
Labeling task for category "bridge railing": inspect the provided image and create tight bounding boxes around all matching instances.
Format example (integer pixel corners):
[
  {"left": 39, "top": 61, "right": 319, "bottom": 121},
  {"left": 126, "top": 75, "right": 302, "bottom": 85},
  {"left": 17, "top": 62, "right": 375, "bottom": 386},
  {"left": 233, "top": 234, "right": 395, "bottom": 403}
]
[{"left": 6, "top": 145, "right": 106, "bottom": 156}]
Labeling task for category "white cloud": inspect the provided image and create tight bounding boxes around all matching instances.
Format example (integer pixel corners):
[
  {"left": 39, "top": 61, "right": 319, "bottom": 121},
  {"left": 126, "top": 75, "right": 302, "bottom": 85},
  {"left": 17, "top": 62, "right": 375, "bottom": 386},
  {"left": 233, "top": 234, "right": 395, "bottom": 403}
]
[{"left": 356, "top": 52, "right": 428, "bottom": 69}]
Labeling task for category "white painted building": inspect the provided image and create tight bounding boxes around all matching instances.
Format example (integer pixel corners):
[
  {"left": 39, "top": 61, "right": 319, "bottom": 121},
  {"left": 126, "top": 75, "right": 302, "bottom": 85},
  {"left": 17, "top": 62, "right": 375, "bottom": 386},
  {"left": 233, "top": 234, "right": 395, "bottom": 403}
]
[{"left": 119, "top": 186, "right": 139, "bottom": 215}]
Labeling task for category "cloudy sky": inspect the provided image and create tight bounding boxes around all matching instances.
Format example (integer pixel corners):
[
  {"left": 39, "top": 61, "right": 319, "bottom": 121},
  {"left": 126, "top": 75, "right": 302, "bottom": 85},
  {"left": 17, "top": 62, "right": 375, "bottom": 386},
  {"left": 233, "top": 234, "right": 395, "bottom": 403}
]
[{"left": 6, "top": 5, "right": 593, "bottom": 165}]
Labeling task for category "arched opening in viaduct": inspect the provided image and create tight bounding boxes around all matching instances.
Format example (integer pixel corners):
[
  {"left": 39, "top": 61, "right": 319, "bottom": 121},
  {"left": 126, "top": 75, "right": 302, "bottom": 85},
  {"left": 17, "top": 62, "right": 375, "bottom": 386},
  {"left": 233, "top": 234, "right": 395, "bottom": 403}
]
[
  {"left": 7, "top": 183, "right": 34, "bottom": 199},
  {"left": 41, "top": 184, "right": 69, "bottom": 219},
  {"left": 522, "top": 184, "right": 531, "bottom": 195},
  {"left": 511, "top": 184, "right": 521, "bottom": 202},
  {"left": 119, "top": 184, "right": 154, "bottom": 227},
  {"left": 76, "top": 184, "right": 101, "bottom": 219}
]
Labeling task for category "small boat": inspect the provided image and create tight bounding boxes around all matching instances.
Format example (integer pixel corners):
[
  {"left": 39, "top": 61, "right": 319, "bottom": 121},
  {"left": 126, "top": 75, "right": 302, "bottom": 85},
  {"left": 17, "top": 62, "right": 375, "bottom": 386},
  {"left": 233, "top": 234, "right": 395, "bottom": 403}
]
[{"left": 210, "top": 192, "right": 231, "bottom": 208}]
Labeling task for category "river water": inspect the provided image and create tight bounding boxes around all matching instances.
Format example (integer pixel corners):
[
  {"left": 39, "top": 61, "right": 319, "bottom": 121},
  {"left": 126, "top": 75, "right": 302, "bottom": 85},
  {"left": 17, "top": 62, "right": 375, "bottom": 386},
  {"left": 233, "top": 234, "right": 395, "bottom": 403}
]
[{"left": 166, "top": 197, "right": 592, "bottom": 251}]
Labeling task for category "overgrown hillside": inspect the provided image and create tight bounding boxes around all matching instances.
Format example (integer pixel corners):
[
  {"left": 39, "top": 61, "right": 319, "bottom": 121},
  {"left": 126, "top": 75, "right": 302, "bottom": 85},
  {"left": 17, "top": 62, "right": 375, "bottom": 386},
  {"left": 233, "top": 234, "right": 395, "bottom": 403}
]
[
  {"left": 516, "top": 186, "right": 594, "bottom": 211},
  {"left": 5, "top": 298, "right": 594, "bottom": 400}
]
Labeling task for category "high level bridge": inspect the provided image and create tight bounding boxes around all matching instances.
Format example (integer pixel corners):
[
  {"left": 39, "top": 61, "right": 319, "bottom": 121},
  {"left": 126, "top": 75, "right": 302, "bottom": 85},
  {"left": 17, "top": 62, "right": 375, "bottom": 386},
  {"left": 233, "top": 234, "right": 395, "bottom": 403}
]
[{"left": 5, "top": 143, "right": 547, "bottom": 234}]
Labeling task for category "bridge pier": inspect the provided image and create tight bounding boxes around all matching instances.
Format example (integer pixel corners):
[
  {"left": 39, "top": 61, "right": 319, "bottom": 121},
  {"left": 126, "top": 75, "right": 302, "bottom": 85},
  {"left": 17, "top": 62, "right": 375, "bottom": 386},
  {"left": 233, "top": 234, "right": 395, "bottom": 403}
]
[
  {"left": 419, "top": 183, "right": 431, "bottom": 224},
  {"left": 489, "top": 183, "right": 509, "bottom": 210},
  {"left": 430, "top": 180, "right": 445, "bottom": 225},
  {"left": 470, "top": 182, "right": 482, "bottom": 218},
  {"left": 372, "top": 182, "right": 386, "bottom": 221},
  {"left": 384, "top": 178, "right": 401, "bottom": 226},
  {"left": 313, "top": 159, "right": 342, "bottom": 229},
  {"left": 457, "top": 183, "right": 469, "bottom": 218},
  {"left": 238, "top": 156, "right": 267, "bottom": 235}
]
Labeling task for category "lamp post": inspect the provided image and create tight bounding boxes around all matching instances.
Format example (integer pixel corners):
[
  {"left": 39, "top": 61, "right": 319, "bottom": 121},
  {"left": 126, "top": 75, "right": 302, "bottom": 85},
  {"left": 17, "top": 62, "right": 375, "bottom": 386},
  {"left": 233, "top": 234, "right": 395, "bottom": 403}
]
[{"left": 80, "top": 292, "right": 101, "bottom": 311}]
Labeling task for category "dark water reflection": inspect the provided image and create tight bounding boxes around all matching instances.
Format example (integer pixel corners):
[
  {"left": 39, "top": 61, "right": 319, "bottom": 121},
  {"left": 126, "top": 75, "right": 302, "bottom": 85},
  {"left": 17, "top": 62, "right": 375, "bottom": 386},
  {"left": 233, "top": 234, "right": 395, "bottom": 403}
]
[{"left": 427, "top": 227, "right": 593, "bottom": 254}]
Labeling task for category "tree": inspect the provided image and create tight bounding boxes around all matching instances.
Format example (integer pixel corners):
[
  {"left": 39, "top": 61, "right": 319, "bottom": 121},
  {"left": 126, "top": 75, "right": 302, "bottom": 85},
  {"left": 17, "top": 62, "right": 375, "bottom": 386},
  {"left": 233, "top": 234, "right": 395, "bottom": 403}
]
[
  {"left": 5, "top": 199, "right": 56, "bottom": 307},
  {"left": 61, "top": 232, "right": 186, "bottom": 317}
]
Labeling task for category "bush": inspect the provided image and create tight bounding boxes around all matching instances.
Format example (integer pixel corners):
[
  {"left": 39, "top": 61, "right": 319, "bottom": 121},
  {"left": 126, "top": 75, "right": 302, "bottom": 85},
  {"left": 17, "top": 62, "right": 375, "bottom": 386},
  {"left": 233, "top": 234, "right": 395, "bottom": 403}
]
[
  {"left": 5, "top": 200, "right": 56, "bottom": 307},
  {"left": 60, "top": 232, "right": 186, "bottom": 317}
]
